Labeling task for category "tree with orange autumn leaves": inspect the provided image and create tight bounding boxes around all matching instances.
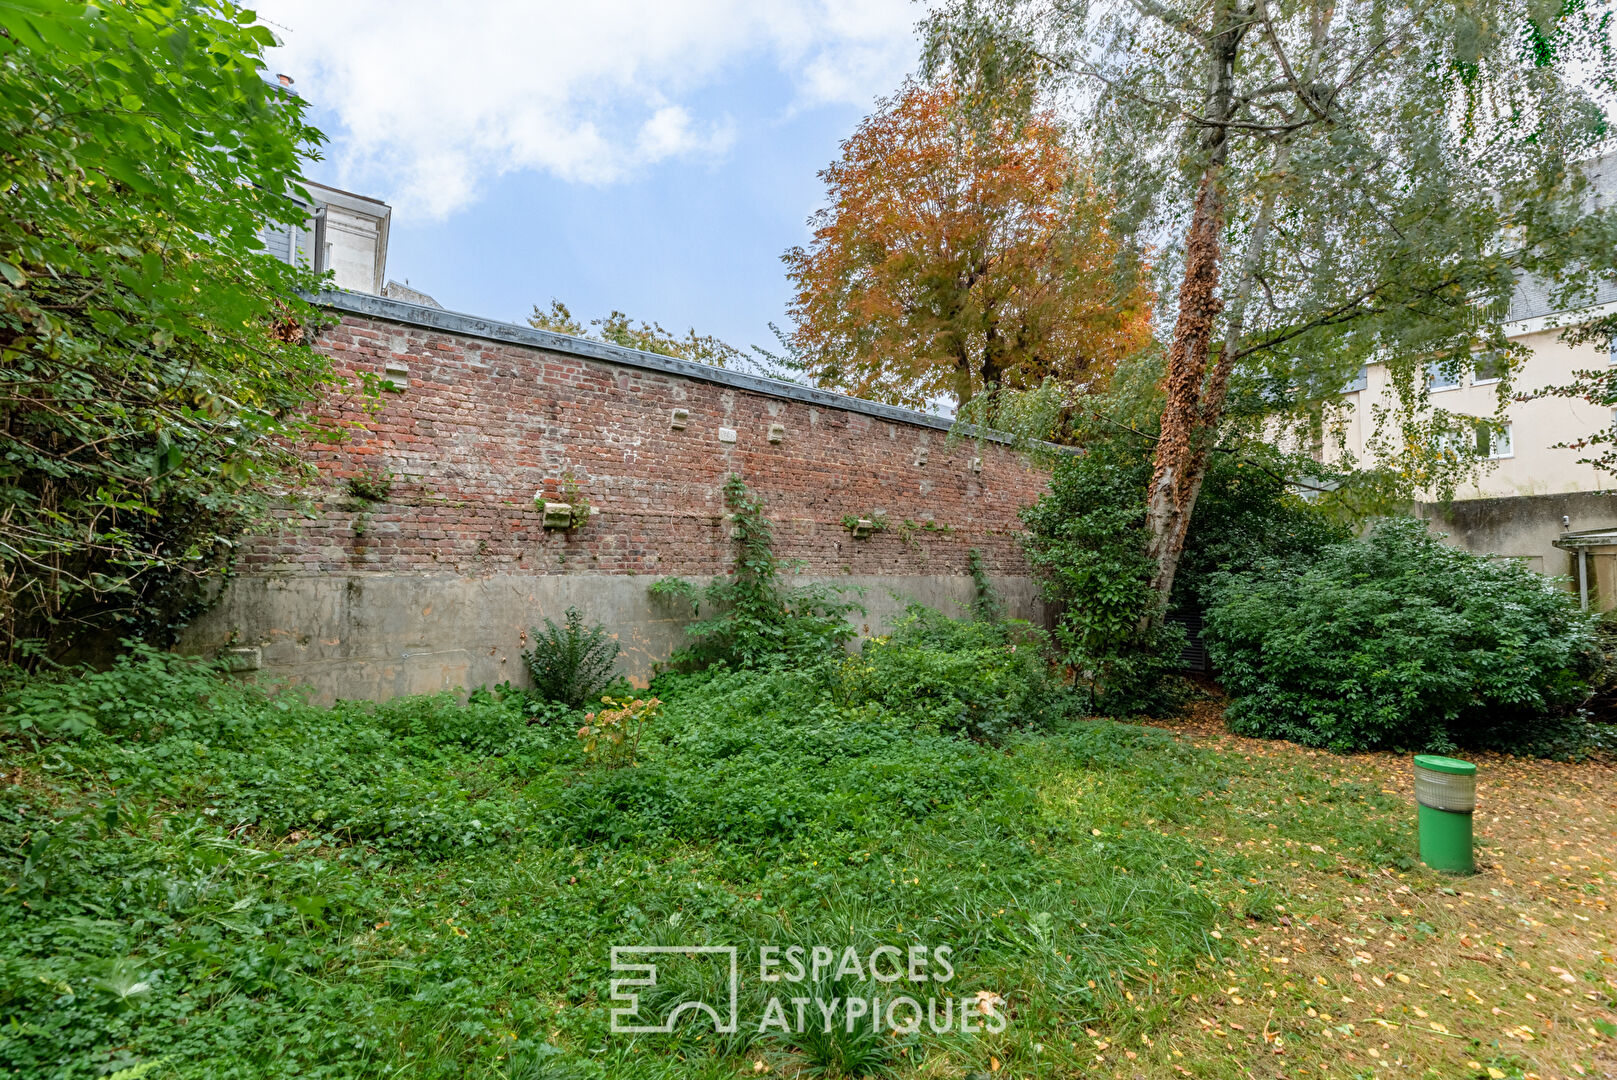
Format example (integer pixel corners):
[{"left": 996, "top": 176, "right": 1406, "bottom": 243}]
[{"left": 783, "top": 82, "right": 1152, "bottom": 413}]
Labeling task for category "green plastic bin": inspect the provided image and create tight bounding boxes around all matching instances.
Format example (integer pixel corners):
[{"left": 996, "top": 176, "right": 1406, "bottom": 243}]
[{"left": 1413, "top": 754, "right": 1476, "bottom": 874}]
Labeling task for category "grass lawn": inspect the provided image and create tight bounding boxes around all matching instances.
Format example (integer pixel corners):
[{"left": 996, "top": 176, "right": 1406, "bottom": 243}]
[{"left": 2, "top": 657, "right": 1614, "bottom": 1079}]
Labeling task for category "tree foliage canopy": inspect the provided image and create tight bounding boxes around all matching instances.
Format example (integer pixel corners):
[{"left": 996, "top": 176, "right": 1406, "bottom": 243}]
[
  {"left": 528, "top": 299, "right": 755, "bottom": 371},
  {"left": 0, "top": 0, "right": 335, "bottom": 661},
  {"left": 926, "top": 0, "right": 1617, "bottom": 606},
  {"left": 784, "top": 80, "right": 1153, "bottom": 411}
]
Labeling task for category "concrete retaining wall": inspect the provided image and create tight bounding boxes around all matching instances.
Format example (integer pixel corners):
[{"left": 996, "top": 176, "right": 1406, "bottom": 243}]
[
  {"left": 190, "top": 572, "right": 1049, "bottom": 704},
  {"left": 1418, "top": 489, "right": 1617, "bottom": 576}
]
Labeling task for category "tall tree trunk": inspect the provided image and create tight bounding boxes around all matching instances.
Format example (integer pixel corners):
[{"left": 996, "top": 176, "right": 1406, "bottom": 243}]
[
  {"left": 1143, "top": 0, "right": 1252, "bottom": 616},
  {"left": 979, "top": 320, "right": 1008, "bottom": 420},
  {"left": 953, "top": 346, "right": 974, "bottom": 409},
  {"left": 1143, "top": 173, "right": 1226, "bottom": 610}
]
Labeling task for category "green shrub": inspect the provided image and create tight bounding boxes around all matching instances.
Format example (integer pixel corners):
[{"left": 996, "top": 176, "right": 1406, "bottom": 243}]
[
  {"left": 650, "top": 475, "right": 859, "bottom": 669},
  {"left": 523, "top": 607, "right": 621, "bottom": 708},
  {"left": 1020, "top": 440, "right": 1185, "bottom": 715},
  {"left": 1203, "top": 517, "right": 1600, "bottom": 753},
  {"left": 1022, "top": 435, "right": 1349, "bottom": 715},
  {"left": 0, "top": 642, "right": 267, "bottom": 746},
  {"left": 839, "top": 605, "right": 1073, "bottom": 741}
]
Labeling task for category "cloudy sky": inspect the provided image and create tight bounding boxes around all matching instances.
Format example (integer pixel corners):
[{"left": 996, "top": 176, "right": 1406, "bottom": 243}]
[{"left": 258, "top": 0, "right": 926, "bottom": 353}]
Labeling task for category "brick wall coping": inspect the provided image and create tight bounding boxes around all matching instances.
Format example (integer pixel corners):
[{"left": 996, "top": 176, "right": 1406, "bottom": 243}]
[{"left": 317, "top": 289, "right": 1010, "bottom": 442}]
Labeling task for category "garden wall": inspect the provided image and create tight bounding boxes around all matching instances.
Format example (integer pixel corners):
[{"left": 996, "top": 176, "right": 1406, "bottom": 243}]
[{"left": 181, "top": 292, "right": 1053, "bottom": 702}]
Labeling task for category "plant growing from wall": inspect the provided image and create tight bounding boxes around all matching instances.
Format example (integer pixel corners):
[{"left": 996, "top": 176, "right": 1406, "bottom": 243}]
[
  {"left": 839, "top": 512, "right": 888, "bottom": 539},
  {"left": 559, "top": 471, "right": 591, "bottom": 529},
  {"left": 650, "top": 475, "right": 860, "bottom": 668},
  {"left": 345, "top": 467, "right": 395, "bottom": 540},
  {"left": 523, "top": 607, "right": 621, "bottom": 709},
  {"left": 967, "top": 548, "right": 1004, "bottom": 623},
  {"left": 893, "top": 517, "right": 955, "bottom": 555},
  {"left": 345, "top": 467, "right": 395, "bottom": 504}
]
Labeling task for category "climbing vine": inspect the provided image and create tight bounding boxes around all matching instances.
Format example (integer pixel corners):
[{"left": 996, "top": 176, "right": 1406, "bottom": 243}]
[{"left": 650, "top": 475, "right": 860, "bottom": 668}]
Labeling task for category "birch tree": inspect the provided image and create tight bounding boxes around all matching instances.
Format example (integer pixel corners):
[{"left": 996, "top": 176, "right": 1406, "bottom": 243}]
[{"left": 926, "top": 0, "right": 1617, "bottom": 611}]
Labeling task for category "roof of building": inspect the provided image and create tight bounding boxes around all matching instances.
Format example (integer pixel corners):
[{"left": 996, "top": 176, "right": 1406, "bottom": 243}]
[
  {"left": 1553, "top": 527, "right": 1617, "bottom": 550},
  {"left": 1506, "top": 151, "right": 1617, "bottom": 326}
]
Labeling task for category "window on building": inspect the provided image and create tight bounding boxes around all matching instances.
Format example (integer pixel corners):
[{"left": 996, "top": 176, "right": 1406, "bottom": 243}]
[
  {"left": 1473, "top": 354, "right": 1505, "bottom": 385},
  {"left": 1342, "top": 364, "right": 1369, "bottom": 393},
  {"left": 1483, "top": 423, "right": 1514, "bottom": 459},
  {"left": 1426, "top": 360, "right": 1460, "bottom": 391},
  {"left": 1609, "top": 336, "right": 1617, "bottom": 365}
]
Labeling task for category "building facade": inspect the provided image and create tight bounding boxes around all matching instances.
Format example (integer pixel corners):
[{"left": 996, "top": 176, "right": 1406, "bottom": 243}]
[
  {"left": 1328, "top": 157, "right": 1617, "bottom": 607},
  {"left": 259, "top": 180, "right": 393, "bottom": 295}
]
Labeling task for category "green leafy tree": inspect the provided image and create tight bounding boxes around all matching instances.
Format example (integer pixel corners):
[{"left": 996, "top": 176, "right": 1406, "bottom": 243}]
[
  {"left": 0, "top": 0, "right": 336, "bottom": 662},
  {"left": 529, "top": 299, "right": 750, "bottom": 369},
  {"left": 1022, "top": 408, "right": 1350, "bottom": 713},
  {"left": 926, "top": 0, "right": 1617, "bottom": 618}
]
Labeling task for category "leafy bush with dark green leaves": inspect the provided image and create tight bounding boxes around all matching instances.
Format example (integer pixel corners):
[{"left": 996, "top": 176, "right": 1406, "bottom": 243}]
[
  {"left": 523, "top": 606, "right": 622, "bottom": 708},
  {"left": 650, "top": 475, "right": 859, "bottom": 669},
  {"left": 1021, "top": 434, "right": 1345, "bottom": 715},
  {"left": 1204, "top": 517, "right": 1601, "bottom": 754},
  {"left": 1021, "top": 441, "right": 1183, "bottom": 715},
  {"left": 0, "top": 1, "right": 339, "bottom": 663},
  {"left": 839, "top": 605, "right": 1073, "bottom": 741}
]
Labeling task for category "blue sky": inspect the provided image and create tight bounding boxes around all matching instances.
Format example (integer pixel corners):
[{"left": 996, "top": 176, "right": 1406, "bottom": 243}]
[{"left": 260, "top": 0, "right": 923, "bottom": 355}]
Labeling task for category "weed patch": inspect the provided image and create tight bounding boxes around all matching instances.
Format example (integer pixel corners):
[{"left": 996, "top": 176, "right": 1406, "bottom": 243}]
[{"left": 1, "top": 651, "right": 1612, "bottom": 1078}]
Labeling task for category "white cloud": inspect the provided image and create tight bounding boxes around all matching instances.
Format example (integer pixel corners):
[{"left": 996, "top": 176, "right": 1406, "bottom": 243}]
[
  {"left": 636, "top": 105, "right": 735, "bottom": 162},
  {"left": 257, "top": 0, "right": 922, "bottom": 220}
]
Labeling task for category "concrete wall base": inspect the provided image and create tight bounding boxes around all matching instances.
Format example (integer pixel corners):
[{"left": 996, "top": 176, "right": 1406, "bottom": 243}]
[{"left": 180, "top": 572, "right": 1053, "bottom": 704}]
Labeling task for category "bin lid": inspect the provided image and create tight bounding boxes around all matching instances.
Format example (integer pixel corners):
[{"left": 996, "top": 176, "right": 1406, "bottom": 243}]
[{"left": 1414, "top": 754, "right": 1476, "bottom": 776}]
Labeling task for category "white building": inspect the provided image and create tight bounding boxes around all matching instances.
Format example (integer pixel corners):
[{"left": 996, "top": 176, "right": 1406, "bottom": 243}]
[
  {"left": 260, "top": 181, "right": 391, "bottom": 294},
  {"left": 1328, "top": 155, "right": 1617, "bottom": 606}
]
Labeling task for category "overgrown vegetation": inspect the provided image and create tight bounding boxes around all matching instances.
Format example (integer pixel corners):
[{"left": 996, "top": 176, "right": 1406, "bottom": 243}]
[
  {"left": 1022, "top": 430, "right": 1346, "bottom": 715},
  {"left": 5, "top": 643, "right": 1610, "bottom": 1079},
  {"left": 649, "top": 475, "right": 860, "bottom": 669},
  {"left": 344, "top": 468, "right": 395, "bottom": 504},
  {"left": 839, "top": 605, "right": 1071, "bottom": 742},
  {"left": 0, "top": 1, "right": 338, "bottom": 664},
  {"left": 523, "top": 607, "right": 622, "bottom": 709},
  {"left": 576, "top": 694, "right": 659, "bottom": 767},
  {"left": 1204, "top": 517, "right": 1601, "bottom": 755}
]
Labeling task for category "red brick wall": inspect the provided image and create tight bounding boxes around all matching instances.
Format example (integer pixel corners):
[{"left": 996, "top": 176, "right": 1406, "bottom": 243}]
[{"left": 241, "top": 311, "right": 1050, "bottom": 581}]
